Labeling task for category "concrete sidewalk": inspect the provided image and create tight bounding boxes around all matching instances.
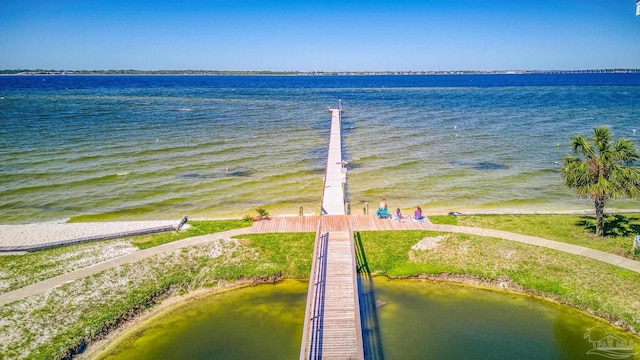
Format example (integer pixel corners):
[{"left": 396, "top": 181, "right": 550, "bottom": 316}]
[
  {"left": 429, "top": 224, "right": 640, "bottom": 274},
  {"left": 0, "top": 227, "right": 252, "bottom": 307}
]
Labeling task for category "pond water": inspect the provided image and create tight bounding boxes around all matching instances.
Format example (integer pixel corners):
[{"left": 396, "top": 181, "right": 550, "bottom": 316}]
[
  {"left": 372, "top": 277, "right": 639, "bottom": 359},
  {"left": 92, "top": 278, "right": 639, "bottom": 359}
]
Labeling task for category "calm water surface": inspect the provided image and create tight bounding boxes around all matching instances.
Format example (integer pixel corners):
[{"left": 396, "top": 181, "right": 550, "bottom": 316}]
[
  {"left": 1, "top": 74, "right": 640, "bottom": 223},
  {"left": 92, "top": 278, "right": 640, "bottom": 359},
  {"left": 94, "top": 281, "right": 307, "bottom": 360}
]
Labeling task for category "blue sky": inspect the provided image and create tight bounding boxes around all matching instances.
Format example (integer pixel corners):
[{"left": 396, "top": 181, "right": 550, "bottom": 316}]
[{"left": 1, "top": 0, "right": 639, "bottom": 71}]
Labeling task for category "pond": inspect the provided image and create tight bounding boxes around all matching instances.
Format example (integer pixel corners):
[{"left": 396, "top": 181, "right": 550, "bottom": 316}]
[{"left": 91, "top": 278, "right": 639, "bottom": 359}]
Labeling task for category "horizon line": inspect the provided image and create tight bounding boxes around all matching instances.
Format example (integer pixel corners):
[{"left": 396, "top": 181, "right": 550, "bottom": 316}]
[{"left": 3, "top": 68, "right": 640, "bottom": 75}]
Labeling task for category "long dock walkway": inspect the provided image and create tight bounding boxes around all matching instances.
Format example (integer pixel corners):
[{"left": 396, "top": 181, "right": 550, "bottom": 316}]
[
  {"left": 321, "top": 108, "right": 347, "bottom": 216},
  {"left": 300, "top": 107, "right": 364, "bottom": 359}
]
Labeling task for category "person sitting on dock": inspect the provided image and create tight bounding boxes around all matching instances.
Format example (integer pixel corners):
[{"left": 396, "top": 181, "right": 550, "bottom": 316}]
[
  {"left": 379, "top": 198, "right": 388, "bottom": 209},
  {"left": 393, "top": 208, "right": 406, "bottom": 221},
  {"left": 412, "top": 206, "right": 425, "bottom": 223},
  {"left": 376, "top": 206, "right": 390, "bottom": 219},
  {"left": 376, "top": 198, "right": 390, "bottom": 219}
]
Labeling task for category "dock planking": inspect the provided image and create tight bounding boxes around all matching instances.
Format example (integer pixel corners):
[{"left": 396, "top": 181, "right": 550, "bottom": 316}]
[
  {"left": 251, "top": 215, "right": 321, "bottom": 233},
  {"left": 321, "top": 108, "right": 347, "bottom": 216},
  {"left": 251, "top": 214, "right": 433, "bottom": 234},
  {"left": 316, "top": 229, "right": 361, "bottom": 359}
]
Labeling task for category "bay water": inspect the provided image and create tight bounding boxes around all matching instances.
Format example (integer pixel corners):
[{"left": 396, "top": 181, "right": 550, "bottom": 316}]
[{"left": 1, "top": 74, "right": 639, "bottom": 223}]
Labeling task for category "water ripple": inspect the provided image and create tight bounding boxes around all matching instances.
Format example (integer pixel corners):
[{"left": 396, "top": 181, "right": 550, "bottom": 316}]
[{"left": 1, "top": 75, "right": 640, "bottom": 222}]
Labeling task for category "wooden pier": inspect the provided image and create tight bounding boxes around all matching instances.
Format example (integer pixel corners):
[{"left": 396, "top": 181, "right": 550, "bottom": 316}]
[
  {"left": 321, "top": 108, "right": 347, "bottom": 216},
  {"left": 300, "top": 107, "right": 365, "bottom": 359}
]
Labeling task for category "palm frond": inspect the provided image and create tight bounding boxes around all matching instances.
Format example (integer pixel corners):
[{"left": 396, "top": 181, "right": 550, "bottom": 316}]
[
  {"left": 593, "top": 126, "right": 612, "bottom": 154},
  {"left": 560, "top": 126, "right": 640, "bottom": 236},
  {"left": 571, "top": 135, "right": 594, "bottom": 158},
  {"left": 613, "top": 138, "right": 640, "bottom": 164}
]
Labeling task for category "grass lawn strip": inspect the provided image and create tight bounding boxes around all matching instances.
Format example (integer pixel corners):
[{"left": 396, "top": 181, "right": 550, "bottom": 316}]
[
  {"left": 129, "top": 220, "right": 249, "bottom": 250},
  {"left": 431, "top": 213, "right": 640, "bottom": 259}
]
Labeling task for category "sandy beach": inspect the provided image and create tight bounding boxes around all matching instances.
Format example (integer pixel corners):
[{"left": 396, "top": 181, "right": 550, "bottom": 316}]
[{"left": 0, "top": 220, "right": 181, "bottom": 252}]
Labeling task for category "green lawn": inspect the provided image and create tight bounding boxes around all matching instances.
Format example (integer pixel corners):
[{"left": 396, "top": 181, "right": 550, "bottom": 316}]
[
  {"left": 130, "top": 219, "right": 250, "bottom": 249},
  {"left": 430, "top": 213, "right": 640, "bottom": 259}
]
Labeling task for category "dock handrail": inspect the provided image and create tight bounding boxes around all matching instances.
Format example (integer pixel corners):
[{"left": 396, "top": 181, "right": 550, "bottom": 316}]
[
  {"left": 300, "top": 220, "right": 328, "bottom": 359},
  {"left": 320, "top": 109, "right": 333, "bottom": 215},
  {"left": 0, "top": 225, "right": 176, "bottom": 253},
  {"left": 348, "top": 221, "right": 365, "bottom": 360},
  {"left": 0, "top": 216, "right": 188, "bottom": 253}
]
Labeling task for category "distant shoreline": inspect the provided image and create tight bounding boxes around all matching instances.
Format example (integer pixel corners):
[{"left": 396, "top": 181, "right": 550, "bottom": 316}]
[{"left": 2, "top": 69, "right": 640, "bottom": 76}]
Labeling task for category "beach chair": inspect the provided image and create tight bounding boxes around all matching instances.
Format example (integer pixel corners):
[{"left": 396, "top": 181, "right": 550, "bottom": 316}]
[{"left": 376, "top": 207, "right": 390, "bottom": 219}]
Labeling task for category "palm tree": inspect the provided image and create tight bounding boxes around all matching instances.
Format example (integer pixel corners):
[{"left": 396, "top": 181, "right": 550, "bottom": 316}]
[{"left": 561, "top": 126, "right": 640, "bottom": 236}]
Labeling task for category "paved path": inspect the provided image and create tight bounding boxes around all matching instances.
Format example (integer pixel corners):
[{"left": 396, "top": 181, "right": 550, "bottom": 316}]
[
  {"left": 429, "top": 223, "right": 640, "bottom": 274},
  {"left": 0, "top": 227, "right": 252, "bottom": 307}
]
